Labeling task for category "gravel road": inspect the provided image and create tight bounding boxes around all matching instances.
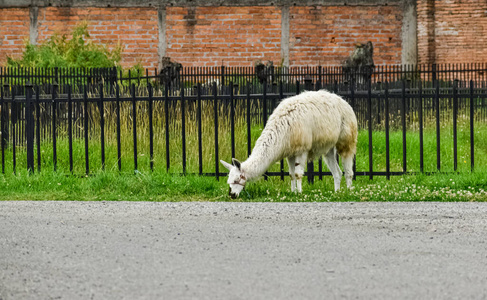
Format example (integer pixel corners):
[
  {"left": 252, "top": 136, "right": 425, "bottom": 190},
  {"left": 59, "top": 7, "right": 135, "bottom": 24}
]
[{"left": 0, "top": 201, "right": 486, "bottom": 300}]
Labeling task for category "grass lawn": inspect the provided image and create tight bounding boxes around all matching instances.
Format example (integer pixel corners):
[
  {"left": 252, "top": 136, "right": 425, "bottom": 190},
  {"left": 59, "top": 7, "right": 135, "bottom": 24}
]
[
  {"left": 1, "top": 169, "right": 486, "bottom": 202},
  {"left": 1, "top": 102, "right": 486, "bottom": 202}
]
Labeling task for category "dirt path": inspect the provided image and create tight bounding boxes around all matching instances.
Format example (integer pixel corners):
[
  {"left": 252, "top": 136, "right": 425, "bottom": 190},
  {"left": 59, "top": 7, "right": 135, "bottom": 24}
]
[{"left": 1, "top": 201, "right": 486, "bottom": 299}]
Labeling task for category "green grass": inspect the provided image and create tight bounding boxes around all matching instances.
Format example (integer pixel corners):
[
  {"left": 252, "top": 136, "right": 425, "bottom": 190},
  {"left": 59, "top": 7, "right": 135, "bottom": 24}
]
[
  {"left": 1, "top": 169, "right": 486, "bottom": 201},
  {"left": 1, "top": 100, "right": 486, "bottom": 201},
  {"left": 6, "top": 113, "right": 485, "bottom": 176},
  {"left": 354, "top": 118, "right": 487, "bottom": 173}
]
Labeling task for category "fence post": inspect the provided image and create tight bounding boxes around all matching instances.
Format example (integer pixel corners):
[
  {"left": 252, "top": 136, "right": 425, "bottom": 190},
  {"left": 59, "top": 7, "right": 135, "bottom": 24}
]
[
  {"left": 453, "top": 79, "right": 458, "bottom": 171},
  {"left": 230, "top": 81, "right": 235, "bottom": 159},
  {"left": 418, "top": 80, "right": 423, "bottom": 173},
  {"left": 25, "top": 82, "right": 35, "bottom": 173},
  {"left": 470, "top": 80, "right": 475, "bottom": 172},
  {"left": 131, "top": 84, "right": 137, "bottom": 172},
  {"left": 279, "top": 81, "right": 285, "bottom": 181},
  {"left": 35, "top": 86, "right": 41, "bottom": 172},
  {"left": 83, "top": 85, "right": 90, "bottom": 175},
  {"left": 401, "top": 80, "right": 407, "bottom": 173},
  {"left": 11, "top": 85, "right": 16, "bottom": 174},
  {"left": 165, "top": 84, "right": 170, "bottom": 172},
  {"left": 385, "top": 81, "right": 390, "bottom": 180},
  {"left": 0, "top": 84, "right": 5, "bottom": 174},
  {"left": 52, "top": 82, "right": 58, "bottom": 172},
  {"left": 435, "top": 80, "right": 441, "bottom": 171},
  {"left": 197, "top": 83, "right": 203, "bottom": 175},
  {"left": 148, "top": 83, "right": 154, "bottom": 172},
  {"left": 262, "top": 79, "right": 268, "bottom": 181},
  {"left": 100, "top": 83, "right": 105, "bottom": 171},
  {"left": 213, "top": 82, "right": 219, "bottom": 180},
  {"left": 68, "top": 85, "right": 73, "bottom": 173},
  {"left": 116, "top": 84, "right": 121, "bottom": 172},
  {"left": 263, "top": 78, "right": 268, "bottom": 126},
  {"left": 349, "top": 80, "right": 357, "bottom": 181},
  {"left": 367, "top": 79, "right": 373, "bottom": 180},
  {"left": 246, "top": 81, "right": 251, "bottom": 157},
  {"left": 181, "top": 84, "right": 186, "bottom": 175}
]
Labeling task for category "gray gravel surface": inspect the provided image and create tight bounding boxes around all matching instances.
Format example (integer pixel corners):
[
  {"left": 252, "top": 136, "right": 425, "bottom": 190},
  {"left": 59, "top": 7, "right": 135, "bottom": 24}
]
[{"left": 0, "top": 201, "right": 486, "bottom": 300}]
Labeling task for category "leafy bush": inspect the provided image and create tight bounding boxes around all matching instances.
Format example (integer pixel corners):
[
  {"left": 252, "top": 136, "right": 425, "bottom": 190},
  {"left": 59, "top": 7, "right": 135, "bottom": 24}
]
[{"left": 7, "top": 22, "right": 122, "bottom": 69}]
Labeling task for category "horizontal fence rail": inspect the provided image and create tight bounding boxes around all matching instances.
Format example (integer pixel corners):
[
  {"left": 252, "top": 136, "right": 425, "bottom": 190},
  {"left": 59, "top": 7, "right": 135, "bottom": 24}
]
[{"left": 1, "top": 65, "right": 486, "bottom": 182}]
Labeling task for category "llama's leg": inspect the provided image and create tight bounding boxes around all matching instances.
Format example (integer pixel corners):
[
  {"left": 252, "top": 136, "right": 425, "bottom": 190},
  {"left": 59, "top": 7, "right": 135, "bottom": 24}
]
[
  {"left": 287, "top": 157, "right": 297, "bottom": 192},
  {"left": 342, "top": 154, "right": 354, "bottom": 189},
  {"left": 324, "top": 148, "right": 342, "bottom": 191},
  {"left": 294, "top": 153, "right": 308, "bottom": 193}
]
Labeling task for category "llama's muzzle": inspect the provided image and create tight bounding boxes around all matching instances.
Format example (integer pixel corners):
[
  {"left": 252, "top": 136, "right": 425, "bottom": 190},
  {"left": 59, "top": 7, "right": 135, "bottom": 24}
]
[{"left": 228, "top": 188, "right": 238, "bottom": 199}]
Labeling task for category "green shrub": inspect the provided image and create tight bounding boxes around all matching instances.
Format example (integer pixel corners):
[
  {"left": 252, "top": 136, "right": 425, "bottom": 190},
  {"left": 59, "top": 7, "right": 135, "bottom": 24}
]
[{"left": 7, "top": 22, "right": 122, "bottom": 69}]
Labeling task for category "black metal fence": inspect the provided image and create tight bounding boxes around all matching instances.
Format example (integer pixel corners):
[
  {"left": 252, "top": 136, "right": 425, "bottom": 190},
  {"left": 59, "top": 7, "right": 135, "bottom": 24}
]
[
  {"left": 0, "top": 64, "right": 487, "bottom": 181},
  {"left": 0, "top": 64, "right": 486, "bottom": 181}
]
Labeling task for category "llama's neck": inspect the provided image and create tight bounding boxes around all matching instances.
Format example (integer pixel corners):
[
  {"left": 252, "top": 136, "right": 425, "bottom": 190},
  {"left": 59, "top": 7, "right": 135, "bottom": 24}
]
[
  {"left": 241, "top": 149, "right": 273, "bottom": 180},
  {"left": 241, "top": 127, "right": 283, "bottom": 180}
]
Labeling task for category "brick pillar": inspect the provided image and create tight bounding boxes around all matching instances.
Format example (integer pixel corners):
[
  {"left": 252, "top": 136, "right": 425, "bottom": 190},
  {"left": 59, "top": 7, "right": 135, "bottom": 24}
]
[{"left": 417, "top": 0, "right": 436, "bottom": 64}]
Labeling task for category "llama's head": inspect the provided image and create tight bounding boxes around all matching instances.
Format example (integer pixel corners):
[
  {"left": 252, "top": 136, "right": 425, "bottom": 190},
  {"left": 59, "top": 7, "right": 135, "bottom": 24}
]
[{"left": 220, "top": 159, "right": 247, "bottom": 199}]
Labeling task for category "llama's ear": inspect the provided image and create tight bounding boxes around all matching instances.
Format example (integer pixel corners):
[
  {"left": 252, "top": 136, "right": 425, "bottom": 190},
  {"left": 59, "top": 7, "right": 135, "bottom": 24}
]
[
  {"left": 220, "top": 160, "right": 233, "bottom": 171},
  {"left": 232, "top": 158, "right": 241, "bottom": 170}
]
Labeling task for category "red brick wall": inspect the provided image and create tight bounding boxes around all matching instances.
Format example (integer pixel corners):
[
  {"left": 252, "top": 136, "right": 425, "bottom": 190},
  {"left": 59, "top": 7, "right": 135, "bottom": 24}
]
[
  {"left": 3, "top": 2, "right": 487, "bottom": 68},
  {"left": 0, "top": 8, "right": 30, "bottom": 65},
  {"left": 165, "top": 7, "right": 282, "bottom": 67},
  {"left": 417, "top": 0, "right": 487, "bottom": 64},
  {"left": 289, "top": 5, "right": 403, "bottom": 66},
  {"left": 417, "top": 0, "right": 436, "bottom": 64},
  {"left": 36, "top": 7, "right": 159, "bottom": 69}
]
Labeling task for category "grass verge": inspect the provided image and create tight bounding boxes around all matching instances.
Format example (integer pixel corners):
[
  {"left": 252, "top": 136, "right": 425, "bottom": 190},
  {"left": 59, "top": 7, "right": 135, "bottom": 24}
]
[{"left": 1, "top": 170, "right": 486, "bottom": 202}]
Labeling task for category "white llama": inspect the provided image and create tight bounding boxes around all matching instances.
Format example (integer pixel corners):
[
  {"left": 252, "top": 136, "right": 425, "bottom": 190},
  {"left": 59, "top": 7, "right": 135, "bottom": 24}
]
[{"left": 220, "top": 90, "right": 358, "bottom": 199}]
